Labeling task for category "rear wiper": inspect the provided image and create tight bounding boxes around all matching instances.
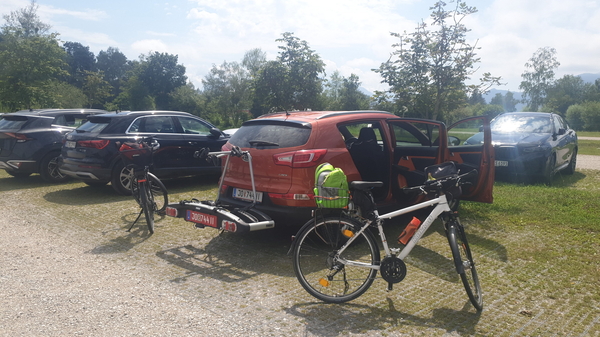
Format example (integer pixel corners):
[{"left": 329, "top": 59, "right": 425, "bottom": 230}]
[{"left": 248, "top": 140, "right": 279, "bottom": 147}]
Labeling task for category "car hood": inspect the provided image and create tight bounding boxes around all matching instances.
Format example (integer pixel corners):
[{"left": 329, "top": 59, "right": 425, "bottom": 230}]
[{"left": 465, "top": 132, "right": 550, "bottom": 146}]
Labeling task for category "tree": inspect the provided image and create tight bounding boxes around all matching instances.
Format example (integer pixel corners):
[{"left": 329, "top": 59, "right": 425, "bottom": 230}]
[
  {"left": 0, "top": 2, "right": 67, "bottom": 110},
  {"left": 82, "top": 70, "right": 112, "bottom": 108},
  {"left": 375, "top": 0, "right": 501, "bottom": 120},
  {"left": 169, "top": 83, "right": 205, "bottom": 116},
  {"left": 251, "top": 32, "right": 326, "bottom": 115},
  {"left": 242, "top": 48, "right": 267, "bottom": 78},
  {"left": 136, "top": 52, "right": 187, "bottom": 109},
  {"left": 96, "top": 47, "right": 130, "bottom": 97},
  {"left": 63, "top": 41, "right": 96, "bottom": 88},
  {"left": 339, "top": 74, "right": 370, "bottom": 110},
  {"left": 1, "top": 0, "right": 50, "bottom": 38},
  {"left": 567, "top": 101, "right": 600, "bottom": 131},
  {"left": 544, "top": 75, "right": 587, "bottom": 115},
  {"left": 519, "top": 47, "right": 560, "bottom": 111},
  {"left": 202, "top": 60, "right": 252, "bottom": 127}
]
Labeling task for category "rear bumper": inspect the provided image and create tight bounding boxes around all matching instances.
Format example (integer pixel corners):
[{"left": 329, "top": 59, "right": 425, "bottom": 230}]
[
  {"left": 58, "top": 160, "right": 112, "bottom": 182},
  {"left": 216, "top": 194, "right": 313, "bottom": 226},
  {"left": 0, "top": 160, "right": 37, "bottom": 173}
]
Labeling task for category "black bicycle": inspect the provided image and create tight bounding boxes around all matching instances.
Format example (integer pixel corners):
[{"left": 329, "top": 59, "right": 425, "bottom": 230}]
[{"left": 119, "top": 136, "right": 168, "bottom": 234}]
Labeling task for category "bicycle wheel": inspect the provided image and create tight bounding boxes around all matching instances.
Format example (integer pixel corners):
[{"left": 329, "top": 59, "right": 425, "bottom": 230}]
[
  {"left": 447, "top": 220, "right": 482, "bottom": 310},
  {"left": 139, "top": 182, "right": 155, "bottom": 234},
  {"left": 292, "top": 216, "right": 380, "bottom": 303},
  {"left": 147, "top": 173, "right": 168, "bottom": 213}
]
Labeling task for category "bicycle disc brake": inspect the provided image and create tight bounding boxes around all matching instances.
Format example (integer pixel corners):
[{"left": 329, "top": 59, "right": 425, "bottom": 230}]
[{"left": 380, "top": 256, "right": 407, "bottom": 285}]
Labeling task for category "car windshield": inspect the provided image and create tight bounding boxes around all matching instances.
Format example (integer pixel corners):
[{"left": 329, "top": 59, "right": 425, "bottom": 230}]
[{"left": 491, "top": 115, "right": 552, "bottom": 134}]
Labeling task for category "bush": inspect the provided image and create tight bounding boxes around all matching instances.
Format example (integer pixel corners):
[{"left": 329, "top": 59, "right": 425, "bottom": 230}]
[{"left": 567, "top": 102, "right": 600, "bottom": 131}]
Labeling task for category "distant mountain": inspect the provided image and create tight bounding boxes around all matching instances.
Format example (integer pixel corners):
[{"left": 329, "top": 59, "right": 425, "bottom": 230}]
[{"left": 578, "top": 73, "right": 600, "bottom": 84}]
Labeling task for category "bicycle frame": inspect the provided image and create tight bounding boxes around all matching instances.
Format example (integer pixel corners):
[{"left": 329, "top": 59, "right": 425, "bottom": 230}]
[{"left": 336, "top": 193, "right": 451, "bottom": 270}]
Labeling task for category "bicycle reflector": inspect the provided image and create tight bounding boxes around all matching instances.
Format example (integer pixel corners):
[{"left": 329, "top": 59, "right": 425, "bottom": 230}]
[{"left": 319, "top": 278, "right": 330, "bottom": 287}]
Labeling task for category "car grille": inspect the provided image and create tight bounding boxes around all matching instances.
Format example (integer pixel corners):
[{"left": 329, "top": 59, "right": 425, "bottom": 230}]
[{"left": 494, "top": 146, "right": 518, "bottom": 160}]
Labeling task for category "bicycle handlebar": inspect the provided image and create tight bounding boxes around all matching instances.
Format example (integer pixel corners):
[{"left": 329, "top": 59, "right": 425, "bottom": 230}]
[{"left": 402, "top": 169, "right": 478, "bottom": 195}]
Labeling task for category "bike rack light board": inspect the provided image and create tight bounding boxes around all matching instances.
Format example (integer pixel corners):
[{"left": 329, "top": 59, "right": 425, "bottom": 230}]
[{"left": 164, "top": 147, "right": 275, "bottom": 234}]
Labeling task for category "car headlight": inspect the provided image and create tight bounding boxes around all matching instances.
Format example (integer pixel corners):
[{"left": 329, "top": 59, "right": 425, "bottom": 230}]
[{"left": 521, "top": 145, "right": 545, "bottom": 153}]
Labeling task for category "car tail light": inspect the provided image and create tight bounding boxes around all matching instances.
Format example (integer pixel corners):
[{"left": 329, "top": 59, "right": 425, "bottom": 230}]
[
  {"left": 78, "top": 139, "right": 110, "bottom": 149},
  {"left": 273, "top": 149, "right": 327, "bottom": 168},
  {"left": 4, "top": 132, "right": 31, "bottom": 142},
  {"left": 220, "top": 184, "right": 228, "bottom": 196}
]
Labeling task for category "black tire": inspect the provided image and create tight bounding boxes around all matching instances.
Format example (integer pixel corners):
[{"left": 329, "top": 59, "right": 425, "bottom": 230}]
[
  {"left": 292, "top": 216, "right": 380, "bottom": 303},
  {"left": 39, "top": 152, "right": 69, "bottom": 183},
  {"left": 564, "top": 148, "right": 577, "bottom": 175},
  {"left": 447, "top": 221, "right": 483, "bottom": 311},
  {"left": 111, "top": 160, "right": 134, "bottom": 195},
  {"left": 540, "top": 153, "right": 556, "bottom": 184},
  {"left": 148, "top": 173, "right": 168, "bottom": 213},
  {"left": 139, "top": 182, "right": 155, "bottom": 234}
]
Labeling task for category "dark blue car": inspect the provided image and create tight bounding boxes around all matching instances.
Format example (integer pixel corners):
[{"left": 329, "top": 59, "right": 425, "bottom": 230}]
[{"left": 465, "top": 112, "right": 578, "bottom": 183}]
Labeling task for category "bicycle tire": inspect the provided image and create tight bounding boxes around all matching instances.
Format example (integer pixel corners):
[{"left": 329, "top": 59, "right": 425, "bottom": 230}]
[
  {"left": 139, "top": 182, "right": 155, "bottom": 234},
  {"left": 147, "top": 173, "right": 168, "bottom": 213},
  {"left": 447, "top": 220, "right": 482, "bottom": 310},
  {"left": 292, "top": 216, "right": 380, "bottom": 303}
]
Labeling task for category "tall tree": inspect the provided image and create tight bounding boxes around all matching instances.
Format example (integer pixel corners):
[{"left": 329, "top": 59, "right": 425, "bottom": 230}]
[
  {"left": 339, "top": 74, "right": 370, "bottom": 110},
  {"left": 202, "top": 60, "right": 252, "bottom": 126},
  {"left": 251, "top": 32, "right": 325, "bottom": 115},
  {"left": 136, "top": 52, "right": 187, "bottom": 109},
  {"left": 63, "top": 41, "right": 96, "bottom": 88},
  {"left": 82, "top": 70, "right": 112, "bottom": 108},
  {"left": 519, "top": 47, "right": 560, "bottom": 111},
  {"left": 375, "top": 0, "right": 501, "bottom": 120},
  {"left": 544, "top": 75, "right": 586, "bottom": 115},
  {"left": 96, "top": 47, "right": 130, "bottom": 98},
  {"left": 0, "top": 1, "right": 67, "bottom": 110}
]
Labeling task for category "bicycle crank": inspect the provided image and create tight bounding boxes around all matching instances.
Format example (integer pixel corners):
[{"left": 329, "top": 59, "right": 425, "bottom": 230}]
[{"left": 380, "top": 256, "right": 407, "bottom": 290}]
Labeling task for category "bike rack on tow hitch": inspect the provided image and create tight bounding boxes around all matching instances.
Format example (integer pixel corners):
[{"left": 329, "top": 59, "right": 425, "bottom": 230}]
[{"left": 164, "top": 146, "right": 275, "bottom": 234}]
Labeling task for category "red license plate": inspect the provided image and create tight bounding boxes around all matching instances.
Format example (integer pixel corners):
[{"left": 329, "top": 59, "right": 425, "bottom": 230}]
[{"left": 186, "top": 210, "right": 217, "bottom": 228}]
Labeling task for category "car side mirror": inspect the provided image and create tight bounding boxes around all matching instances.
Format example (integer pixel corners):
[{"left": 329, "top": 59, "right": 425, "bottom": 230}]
[
  {"left": 448, "top": 135, "right": 461, "bottom": 146},
  {"left": 209, "top": 127, "right": 223, "bottom": 138},
  {"left": 557, "top": 128, "right": 566, "bottom": 135}
]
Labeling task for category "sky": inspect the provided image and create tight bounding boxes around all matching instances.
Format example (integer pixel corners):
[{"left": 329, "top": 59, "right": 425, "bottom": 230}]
[{"left": 2, "top": 0, "right": 600, "bottom": 94}]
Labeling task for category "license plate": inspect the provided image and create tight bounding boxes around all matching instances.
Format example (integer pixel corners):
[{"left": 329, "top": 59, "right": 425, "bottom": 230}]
[
  {"left": 495, "top": 160, "right": 508, "bottom": 167},
  {"left": 233, "top": 188, "right": 263, "bottom": 203},
  {"left": 185, "top": 210, "right": 218, "bottom": 228},
  {"left": 65, "top": 141, "right": 77, "bottom": 148}
]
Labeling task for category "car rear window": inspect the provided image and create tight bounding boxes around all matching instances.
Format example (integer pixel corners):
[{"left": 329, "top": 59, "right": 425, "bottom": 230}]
[
  {"left": 229, "top": 121, "right": 311, "bottom": 148},
  {"left": 76, "top": 117, "right": 111, "bottom": 134},
  {"left": 0, "top": 115, "right": 28, "bottom": 130}
]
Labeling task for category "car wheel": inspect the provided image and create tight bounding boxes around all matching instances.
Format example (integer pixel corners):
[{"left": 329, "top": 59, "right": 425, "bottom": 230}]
[
  {"left": 111, "top": 160, "right": 134, "bottom": 195},
  {"left": 40, "top": 152, "right": 70, "bottom": 183},
  {"left": 564, "top": 149, "right": 577, "bottom": 175},
  {"left": 540, "top": 153, "right": 556, "bottom": 184},
  {"left": 7, "top": 171, "right": 32, "bottom": 178}
]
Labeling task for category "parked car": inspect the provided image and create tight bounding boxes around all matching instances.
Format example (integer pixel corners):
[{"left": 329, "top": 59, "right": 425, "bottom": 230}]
[
  {"left": 216, "top": 110, "right": 495, "bottom": 224},
  {"left": 0, "top": 109, "right": 107, "bottom": 183},
  {"left": 465, "top": 112, "right": 577, "bottom": 183},
  {"left": 59, "top": 110, "right": 229, "bottom": 195}
]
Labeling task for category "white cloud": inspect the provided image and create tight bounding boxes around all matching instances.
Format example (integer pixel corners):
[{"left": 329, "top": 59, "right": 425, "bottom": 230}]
[{"left": 131, "top": 39, "right": 170, "bottom": 55}]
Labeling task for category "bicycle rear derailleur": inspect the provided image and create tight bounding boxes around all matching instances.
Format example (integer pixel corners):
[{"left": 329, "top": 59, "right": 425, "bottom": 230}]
[{"left": 380, "top": 255, "right": 407, "bottom": 291}]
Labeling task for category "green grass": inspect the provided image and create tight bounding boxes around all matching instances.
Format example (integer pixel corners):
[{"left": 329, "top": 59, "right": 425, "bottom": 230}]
[
  {"left": 577, "top": 131, "right": 600, "bottom": 137},
  {"left": 578, "top": 139, "right": 600, "bottom": 156}
]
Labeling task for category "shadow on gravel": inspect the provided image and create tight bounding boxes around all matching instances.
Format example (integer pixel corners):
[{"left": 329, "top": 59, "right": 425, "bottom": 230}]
[
  {"left": 88, "top": 212, "right": 163, "bottom": 254},
  {"left": 156, "top": 227, "right": 298, "bottom": 283},
  {"left": 43, "top": 183, "right": 129, "bottom": 205},
  {"left": 285, "top": 298, "right": 481, "bottom": 336},
  {"left": 0, "top": 175, "right": 79, "bottom": 192}
]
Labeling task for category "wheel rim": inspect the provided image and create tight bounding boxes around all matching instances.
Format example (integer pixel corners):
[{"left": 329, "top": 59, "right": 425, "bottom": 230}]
[
  {"left": 47, "top": 156, "right": 66, "bottom": 180},
  {"left": 119, "top": 166, "right": 134, "bottom": 191}
]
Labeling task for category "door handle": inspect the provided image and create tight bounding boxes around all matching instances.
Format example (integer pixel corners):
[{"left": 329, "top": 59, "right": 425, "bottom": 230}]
[{"left": 188, "top": 142, "right": 198, "bottom": 145}]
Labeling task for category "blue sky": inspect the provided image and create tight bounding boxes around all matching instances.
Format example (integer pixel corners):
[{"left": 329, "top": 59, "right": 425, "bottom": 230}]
[{"left": 2, "top": 0, "right": 600, "bottom": 93}]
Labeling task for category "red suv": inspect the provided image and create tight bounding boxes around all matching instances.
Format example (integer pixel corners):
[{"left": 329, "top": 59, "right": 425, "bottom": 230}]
[{"left": 218, "top": 110, "right": 494, "bottom": 224}]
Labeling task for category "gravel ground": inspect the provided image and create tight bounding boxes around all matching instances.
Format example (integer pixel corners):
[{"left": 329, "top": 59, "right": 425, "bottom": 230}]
[{"left": 0, "top": 156, "right": 598, "bottom": 336}]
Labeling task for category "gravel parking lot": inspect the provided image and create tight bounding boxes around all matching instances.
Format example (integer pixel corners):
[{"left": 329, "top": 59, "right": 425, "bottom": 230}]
[{"left": 0, "top": 158, "right": 598, "bottom": 336}]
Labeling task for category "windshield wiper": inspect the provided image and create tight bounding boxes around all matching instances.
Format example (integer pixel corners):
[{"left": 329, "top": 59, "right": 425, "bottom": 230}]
[{"left": 249, "top": 140, "right": 279, "bottom": 147}]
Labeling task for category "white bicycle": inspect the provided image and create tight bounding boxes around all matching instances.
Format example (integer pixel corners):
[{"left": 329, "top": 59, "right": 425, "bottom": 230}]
[{"left": 290, "top": 162, "right": 483, "bottom": 310}]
